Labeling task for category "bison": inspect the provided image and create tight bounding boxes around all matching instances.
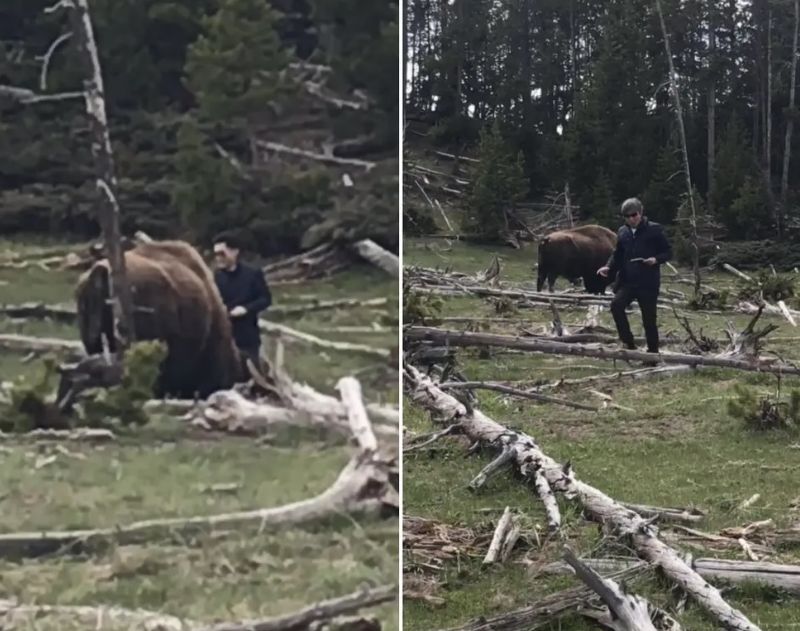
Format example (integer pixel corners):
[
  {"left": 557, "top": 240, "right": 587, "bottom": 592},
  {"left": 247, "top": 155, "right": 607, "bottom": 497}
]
[
  {"left": 536, "top": 224, "right": 617, "bottom": 294},
  {"left": 75, "top": 239, "right": 243, "bottom": 398}
]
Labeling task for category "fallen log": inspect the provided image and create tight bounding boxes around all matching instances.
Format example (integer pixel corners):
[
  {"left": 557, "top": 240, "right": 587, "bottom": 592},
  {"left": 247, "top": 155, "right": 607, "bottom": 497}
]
[
  {"left": 441, "top": 564, "right": 649, "bottom": 631},
  {"left": 0, "top": 303, "right": 77, "bottom": 322},
  {"left": 0, "top": 333, "right": 82, "bottom": 354},
  {"left": 562, "top": 547, "right": 662, "bottom": 631},
  {"left": 352, "top": 239, "right": 399, "bottom": 277},
  {"left": 541, "top": 556, "right": 800, "bottom": 596},
  {"left": 0, "top": 377, "right": 396, "bottom": 559},
  {"left": 405, "top": 327, "right": 800, "bottom": 376},
  {"left": 261, "top": 321, "right": 390, "bottom": 359},
  {"left": 405, "top": 365, "right": 761, "bottom": 631},
  {"left": 196, "top": 585, "right": 395, "bottom": 631},
  {"left": 439, "top": 381, "right": 598, "bottom": 411},
  {"left": 0, "top": 428, "right": 115, "bottom": 442},
  {"left": 528, "top": 365, "right": 697, "bottom": 391},
  {"left": 269, "top": 297, "right": 389, "bottom": 317},
  {"left": 483, "top": 506, "right": 513, "bottom": 565},
  {"left": 257, "top": 140, "right": 376, "bottom": 171}
]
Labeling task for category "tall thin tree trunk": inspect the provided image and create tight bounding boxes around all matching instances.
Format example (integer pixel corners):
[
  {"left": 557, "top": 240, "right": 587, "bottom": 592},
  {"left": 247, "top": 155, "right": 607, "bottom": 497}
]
[
  {"left": 781, "top": 0, "right": 800, "bottom": 208},
  {"left": 766, "top": 12, "right": 773, "bottom": 183},
  {"left": 654, "top": 0, "right": 701, "bottom": 298},
  {"left": 707, "top": 2, "right": 716, "bottom": 211},
  {"left": 67, "top": 0, "right": 136, "bottom": 347}
]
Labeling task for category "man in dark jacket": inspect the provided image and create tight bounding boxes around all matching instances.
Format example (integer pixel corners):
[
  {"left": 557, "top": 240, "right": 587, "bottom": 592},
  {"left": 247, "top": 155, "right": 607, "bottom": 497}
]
[
  {"left": 597, "top": 198, "right": 672, "bottom": 356},
  {"left": 212, "top": 232, "right": 272, "bottom": 368}
]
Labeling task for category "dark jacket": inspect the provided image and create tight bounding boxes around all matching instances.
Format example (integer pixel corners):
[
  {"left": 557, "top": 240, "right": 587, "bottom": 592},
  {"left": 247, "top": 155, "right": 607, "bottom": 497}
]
[
  {"left": 214, "top": 262, "right": 272, "bottom": 349},
  {"left": 606, "top": 218, "right": 672, "bottom": 294}
]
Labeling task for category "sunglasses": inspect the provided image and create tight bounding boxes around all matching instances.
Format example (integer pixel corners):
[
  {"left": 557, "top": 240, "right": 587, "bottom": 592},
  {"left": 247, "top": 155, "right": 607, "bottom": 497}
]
[{"left": 623, "top": 212, "right": 639, "bottom": 218}]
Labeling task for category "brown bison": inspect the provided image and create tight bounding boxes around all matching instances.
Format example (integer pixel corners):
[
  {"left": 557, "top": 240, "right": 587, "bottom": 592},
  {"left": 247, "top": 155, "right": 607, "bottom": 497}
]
[
  {"left": 75, "top": 239, "right": 243, "bottom": 398},
  {"left": 536, "top": 224, "right": 617, "bottom": 294}
]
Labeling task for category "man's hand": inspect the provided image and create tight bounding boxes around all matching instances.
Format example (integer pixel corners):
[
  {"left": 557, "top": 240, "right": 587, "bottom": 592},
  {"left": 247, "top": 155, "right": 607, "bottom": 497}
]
[
  {"left": 642, "top": 257, "right": 657, "bottom": 266},
  {"left": 597, "top": 266, "right": 610, "bottom": 278},
  {"left": 230, "top": 306, "right": 247, "bottom": 317}
]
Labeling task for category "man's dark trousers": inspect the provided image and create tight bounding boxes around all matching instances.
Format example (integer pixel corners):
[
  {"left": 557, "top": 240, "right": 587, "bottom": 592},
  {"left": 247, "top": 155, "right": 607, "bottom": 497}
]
[{"left": 610, "top": 286, "right": 659, "bottom": 353}]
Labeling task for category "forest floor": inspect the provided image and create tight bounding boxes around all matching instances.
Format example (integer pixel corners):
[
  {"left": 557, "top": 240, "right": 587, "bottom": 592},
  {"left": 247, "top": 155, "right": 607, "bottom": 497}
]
[
  {"left": 403, "top": 236, "right": 800, "bottom": 631},
  {"left": 0, "top": 237, "right": 399, "bottom": 630}
]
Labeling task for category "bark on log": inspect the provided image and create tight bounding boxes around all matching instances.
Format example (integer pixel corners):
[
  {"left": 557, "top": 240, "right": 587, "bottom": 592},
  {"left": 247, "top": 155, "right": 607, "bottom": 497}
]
[
  {"left": 405, "top": 365, "right": 761, "bottom": 631},
  {"left": 352, "top": 240, "right": 399, "bottom": 277},
  {"left": 405, "top": 327, "right": 799, "bottom": 376}
]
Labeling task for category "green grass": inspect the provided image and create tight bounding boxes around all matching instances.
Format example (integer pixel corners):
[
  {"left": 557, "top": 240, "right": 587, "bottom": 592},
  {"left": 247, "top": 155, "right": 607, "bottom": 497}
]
[
  {"left": 0, "top": 240, "right": 398, "bottom": 630},
  {"left": 403, "top": 237, "right": 800, "bottom": 631}
]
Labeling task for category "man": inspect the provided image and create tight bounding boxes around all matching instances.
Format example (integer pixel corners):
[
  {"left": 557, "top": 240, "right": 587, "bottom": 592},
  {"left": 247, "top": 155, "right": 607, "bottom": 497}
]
[
  {"left": 212, "top": 232, "right": 272, "bottom": 369},
  {"left": 597, "top": 198, "right": 672, "bottom": 358}
]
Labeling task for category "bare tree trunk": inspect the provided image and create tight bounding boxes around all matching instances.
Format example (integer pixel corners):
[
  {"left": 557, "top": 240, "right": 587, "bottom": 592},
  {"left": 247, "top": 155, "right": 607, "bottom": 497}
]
[
  {"left": 66, "top": 0, "right": 136, "bottom": 346},
  {"left": 654, "top": 0, "right": 701, "bottom": 297},
  {"left": 782, "top": 0, "right": 800, "bottom": 207},
  {"left": 767, "top": 11, "right": 779, "bottom": 236},
  {"left": 767, "top": 11, "right": 773, "bottom": 179},
  {"left": 707, "top": 1, "right": 716, "bottom": 212}
]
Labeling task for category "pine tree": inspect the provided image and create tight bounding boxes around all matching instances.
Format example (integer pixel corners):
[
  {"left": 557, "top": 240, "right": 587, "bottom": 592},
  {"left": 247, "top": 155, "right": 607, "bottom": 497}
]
[
  {"left": 643, "top": 139, "right": 684, "bottom": 224},
  {"left": 172, "top": 117, "right": 240, "bottom": 240},
  {"left": 185, "top": 0, "right": 292, "bottom": 135},
  {"left": 466, "top": 121, "right": 528, "bottom": 239}
]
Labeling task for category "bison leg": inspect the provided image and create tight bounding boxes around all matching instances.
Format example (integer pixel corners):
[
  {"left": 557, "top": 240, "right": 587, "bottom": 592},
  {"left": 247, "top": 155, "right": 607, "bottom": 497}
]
[{"left": 536, "top": 269, "right": 546, "bottom": 292}]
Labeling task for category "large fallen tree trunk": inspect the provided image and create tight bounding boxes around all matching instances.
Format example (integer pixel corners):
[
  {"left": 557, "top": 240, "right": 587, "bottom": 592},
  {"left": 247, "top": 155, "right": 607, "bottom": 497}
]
[
  {"left": 405, "top": 365, "right": 761, "bottom": 631},
  {"left": 562, "top": 547, "right": 663, "bottom": 631},
  {"left": 542, "top": 555, "right": 800, "bottom": 596},
  {"left": 0, "top": 377, "right": 396, "bottom": 560},
  {"left": 405, "top": 327, "right": 800, "bottom": 377},
  {"left": 352, "top": 240, "right": 399, "bottom": 276}
]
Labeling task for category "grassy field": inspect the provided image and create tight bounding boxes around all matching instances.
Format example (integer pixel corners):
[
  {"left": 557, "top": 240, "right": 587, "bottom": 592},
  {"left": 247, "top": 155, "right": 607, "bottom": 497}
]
[
  {"left": 0, "top": 237, "right": 399, "bottom": 630},
  {"left": 403, "top": 236, "right": 800, "bottom": 631}
]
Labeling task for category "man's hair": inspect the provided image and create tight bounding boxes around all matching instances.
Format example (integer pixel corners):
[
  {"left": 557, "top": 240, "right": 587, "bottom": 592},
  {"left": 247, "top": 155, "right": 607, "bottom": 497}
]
[
  {"left": 213, "top": 231, "right": 244, "bottom": 250},
  {"left": 620, "top": 197, "right": 643, "bottom": 216}
]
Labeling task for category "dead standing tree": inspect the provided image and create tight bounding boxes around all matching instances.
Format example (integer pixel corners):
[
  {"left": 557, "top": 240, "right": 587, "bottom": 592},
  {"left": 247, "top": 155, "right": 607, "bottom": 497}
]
[
  {"left": 48, "top": 0, "right": 136, "bottom": 347},
  {"left": 654, "top": 0, "right": 701, "bottom": 299}
]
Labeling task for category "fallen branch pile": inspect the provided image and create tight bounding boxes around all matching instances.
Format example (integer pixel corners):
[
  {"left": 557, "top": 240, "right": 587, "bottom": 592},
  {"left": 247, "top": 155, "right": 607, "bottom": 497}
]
[
  {"left": 403, "top": 515, "right": 491, "bottom": 573},
  {"left": 0, "top": 584, "right": 396, "bottom": 631},
  {"left": 0, "top": 376, "right": 397, "bottom": 560},
  {"left": 264, "top": 243, "right": 358, "bottom": 284},
  {"left": 405, "top": 364, "right": 762, "bottom": 631}
]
